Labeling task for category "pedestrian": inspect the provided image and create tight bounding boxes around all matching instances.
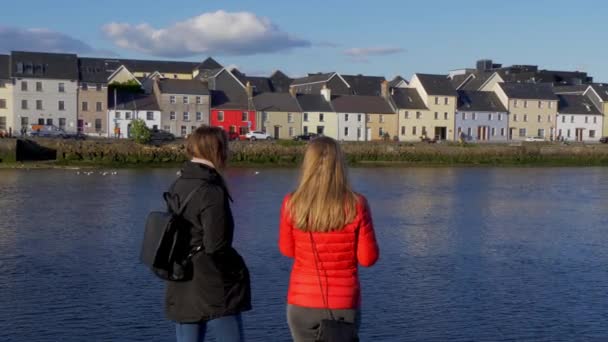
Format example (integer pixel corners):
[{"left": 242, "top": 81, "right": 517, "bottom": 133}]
[
  {"left": 165, "top": 126, "right": 251, "bottom": 342},
  {"left": 279, "top": 136, "right": 380, "bottom": 342}
]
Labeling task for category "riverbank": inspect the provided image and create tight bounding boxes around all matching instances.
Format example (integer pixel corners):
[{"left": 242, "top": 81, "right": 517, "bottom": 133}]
[{"left": 1, "top": 138, "right": 608, "bottom": 168}]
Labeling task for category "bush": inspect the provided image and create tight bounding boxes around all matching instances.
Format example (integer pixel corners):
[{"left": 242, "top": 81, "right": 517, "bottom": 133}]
[{"left": 130, "top": 119, "right": 151, "bottom": 144}]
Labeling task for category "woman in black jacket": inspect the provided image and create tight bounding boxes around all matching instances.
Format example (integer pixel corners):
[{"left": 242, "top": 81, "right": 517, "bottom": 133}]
[{"left": 166, "top": 126, "right": 251, "bottom": 342}]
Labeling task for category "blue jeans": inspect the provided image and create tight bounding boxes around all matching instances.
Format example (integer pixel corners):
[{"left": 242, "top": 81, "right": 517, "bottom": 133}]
[{"left": 175, "top": 314, "right": 244, "bottom": 342}]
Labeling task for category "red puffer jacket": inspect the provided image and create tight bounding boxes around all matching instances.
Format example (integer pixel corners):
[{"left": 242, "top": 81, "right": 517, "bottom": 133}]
[{"left": 279, "top": 194, "right": 379, "bottom": 309}]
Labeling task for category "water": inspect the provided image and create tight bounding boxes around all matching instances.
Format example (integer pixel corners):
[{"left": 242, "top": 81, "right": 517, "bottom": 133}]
[{"left": 1, "top": 167, "right": 607, "bottom": 341}]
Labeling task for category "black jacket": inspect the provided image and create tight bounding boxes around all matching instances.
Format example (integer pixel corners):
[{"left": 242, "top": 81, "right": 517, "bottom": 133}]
[{"left": 165, "top": 161, "right": 251, "bottom": 323}]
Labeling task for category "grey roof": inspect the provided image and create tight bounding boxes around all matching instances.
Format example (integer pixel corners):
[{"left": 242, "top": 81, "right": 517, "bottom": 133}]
[
  {"left": 449, "top": 74, "right": 469, "bottom": 89},
  {"left": 588, "top": 84, "right": 608, "bottom": 101},
  {"left": 459, "top": 72, "right": 494, "bottom": 90},
  {"left": 498, "top": 82, "right": 558, "bottom": 100},
  {"left": 11, "top": 51, "right": 78, "bottom": 79},
  {"left": 109, "top": 93, "right": 160, "bottom": 111},
  {"left": 291, "top": 72, "right": 334, "bottom": 86},
  {"left": 391, "top": 88, "right": 428, "bottom": 110},
  {"left": 296, "top": 94, "right": 333, "bottom": 112},
  {"left": 195, "top": 57, "right": 223, "bottom": 70},
  {"left": 389, "top": 75, "right": 407, "bottom": 87},
  {"left": 243, "top": 76, "right": 273, "bottom": 94},
  {"left": 341, "top": 75, "right": 386, "bottom": 96},
  {"left": 331, "top": 95, "right": 394, "bottom": 114},
  {"left": 158, "top": 79, "right": 209, "bottom": 95},
  {"left": 0, "top": 54, "right": 9, "bottom": 79},
  {"left": 78, "top": 57, "right": 121, "bottom": 83},
  {"left": 119, "top": 58, "right": 198, "bottom": 74},
  {"left": 457, "top": 90, "right": 508, "bottom": 112},
  {"left": 415, "top": 73, "right": 457, "bottom": 96},
  {"left": 553, "top": 84, "right": 589, "bottom": 94},
  {"left": 197, "top": 68, "right": 223, "bottom": 80},
  {"left": 558, "top": 95, "right": 601, "bottom": 115},
  {"left": 269, "top": 70, "right": 293, "bottom": 93},
  {"left": 253, "top": 92, "right": 300, "bottom": 112},
  {"left": 209, "top": 70, "right": 250, "bottom": 110}
]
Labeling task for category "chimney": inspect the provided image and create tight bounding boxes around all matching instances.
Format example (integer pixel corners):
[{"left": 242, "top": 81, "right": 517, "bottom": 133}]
[
  {"left": 381, "top": 80, "right": 390, "bottom": 99},
  {"left": 245, "top": 81, "right": 253, "bottom": 98},
  {"left": 321, "top": 84, "right": 331, "bottom": 102}
]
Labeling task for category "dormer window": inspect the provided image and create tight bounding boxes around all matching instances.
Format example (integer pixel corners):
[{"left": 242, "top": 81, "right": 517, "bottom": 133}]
[{"left": 16, "top": 62, "right": 23, "bottom": 74}]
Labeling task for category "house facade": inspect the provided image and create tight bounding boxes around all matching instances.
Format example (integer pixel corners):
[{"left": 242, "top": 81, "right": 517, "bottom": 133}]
[
  {"left": 297, "top": 88, "right": 336, "bottom": 138},
  {"left": 107, "top": 94, "right": 161, "bottom": 138},
  {"left": 254, "top": 92, "right": 301, "bottom": 139},
  {"left": 11, "top": 51, "right": 79, "bottom": 133},
  {"left": 153, "top": 79, "right": 210, "bottom": 137},
  {"left": 77, "top": 58, "right": 112, "bottom": 136},
  {"left": 391, "top": 88, "right": 430, "bottom": 142},
  {"left": 407, "top": 74, "right": 457, "bottom": 140},
  {"left": 584, "top": 85, "right": 608, "bottom": 137},
  {"left": 331, "top": 95, "right": 366, "bottom": 141},
  {"left": 455, "top": 90, "right": 509, "bottom": 142},
  {"left": 0, "top": 55, "right": 14, "bottom": 135},
  {"left": 290, "top": 73, "right": 351, "bottom": 95},
  {"left": 556, "top": 94, "right": 603, "bottom": 142},
  {"left": 493, "top": 82, "right": 558, "bottom": 140}
]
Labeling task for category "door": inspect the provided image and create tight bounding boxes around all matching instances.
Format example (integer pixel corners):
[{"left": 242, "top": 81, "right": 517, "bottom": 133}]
[
  {"left": 274, "top": 126, "right": 280, "bottom": 139},
  {"left": 575, "top": 128, "right": 584, "bottom": 142},
  {"left": 435, "top": 127, "right": 447, "bottom": 140},
  {"left": 509, "top": 128, "right": 515, "bottom": 140},
  {"left": 77, "top": 119, "right": 84, "bottom": 133},
  {"left": 317, "top": 126, "right": 324, "bottom": 135},
  {"left": 46, "top": 119, "right": 53, "bottom": 126}
]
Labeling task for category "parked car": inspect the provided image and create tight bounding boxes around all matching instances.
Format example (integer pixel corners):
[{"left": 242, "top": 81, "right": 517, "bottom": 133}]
[
  {"left": 293, "top": 133, "right": 318, "bottom": 141},
  {"left": 600, "top": 137, "right": 608, "bottom": 144},
  {"left": 245, "top": 131, "right": 272, "bottom": 141},
  {"left": 525, "top": 136, "right": 545, "bottom": 142},
  {"left": 28, "top": 125, "right": 85, "bottom": 140},
  {"left": 150, "top": 129, "right": 175, "bottom": 142}
]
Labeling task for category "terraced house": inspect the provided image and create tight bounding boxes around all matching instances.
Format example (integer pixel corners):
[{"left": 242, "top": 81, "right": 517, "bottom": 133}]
[
  {"left": 254, "top": 92, "right": 301, "bottom": 139},
  {"left": 0, "top": 55, "right": 14, "bottom": 135},
  {"left": 407, "top": 74, "right": 457, "bottom": 140},
  {"left": 583, "top": 84, "right": 608, "bottom": 137},
  {"left": 11, "top": 51, "right": 79, "bottom": 133},
  {"left": 556, "top": 94, "right": 603, "bottom": 142},
  {"left": 491, "top": 82, "right": 558, "bottom": 140},
  {"left": 77, "top": 58, "right": 114, "bottom": 136},
  {"left": 391, "top": 87, "right": 429, "bottom": 142},
  {"left": 153, "top": 79, "right": 210, "bottom": 137},
  {"left": 297, "top": 87, "right": 335, "bottom": 138},
  {"left": 455, "top": 90, "right": 509, "bottom": 142}
]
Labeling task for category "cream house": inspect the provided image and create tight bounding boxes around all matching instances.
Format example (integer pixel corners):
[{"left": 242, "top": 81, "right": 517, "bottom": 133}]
[
  {"left": 407, "top": 74, "right": 457, "bottom": 140},
  {"left": 254, "top": 92, "right": 302, "bottom": 139},
  {"left": 296, "top": 87, "right": 336, "bottom": 138},
  {"left": 391, "top": 87, "right": 430, "bottom": 142}
]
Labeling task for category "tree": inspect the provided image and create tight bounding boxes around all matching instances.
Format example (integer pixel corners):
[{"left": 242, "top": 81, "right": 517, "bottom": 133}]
[{"left": 130, "top": 119, "right": 151, "bottom": 144}]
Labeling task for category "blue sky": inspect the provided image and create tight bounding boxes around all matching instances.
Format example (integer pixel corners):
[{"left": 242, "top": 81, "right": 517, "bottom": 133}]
[{"left": 1, "top": 0, "right": 606, "bottom": 81}]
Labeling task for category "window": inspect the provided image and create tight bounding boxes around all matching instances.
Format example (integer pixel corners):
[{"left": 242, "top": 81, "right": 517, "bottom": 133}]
[
  {"left": 472, "top": 113, "right": 477, "bottom": 120},
  {"left": 303, "top": 113, "right": 309, "bottom": 122},
  {"left": 125, "top": 112, "right": 132, "bottom": 120},
  {"left": 147, "top": 112, "right": 154, "bottom": 121},
  {"left": 570, "top": 116, "right": 574, "bottom": 123},
  {"left": 523, "top": 114, "right": 528, "bottom": 122},
  {"left": 585, "top": 116, "right": 589, "bottom": 124},
  {"left": 183, "top": 96, "right": 189, "bottom": 104},
  {"left": 59, "top": 118, "right": 66, "bottom": 129},
  {"left": 548, "top": 115, "right": 552, "bottom": 122},
  {"left": 593, "top": 117, "right": 597, "bottom": 124},
  {"left": 590, "top": 130, "right": 596, "bottom": 138},
  {"left": 174, "top": 75, "right": 178, "bottom": 79},
  {"left": 513, "top": 100, "right": 518, "bottom": 108},
  {"left": 434, "top": 112, "right": 438, "bottom": 120},
  {"left": 96, "top": 102, "right": 103, "bottom": 112},
  {"left": 288, "top": 113, "right": 294, "bottom": 123},
  {"left": 357, "top": 127, "right": 361, "bottom": 139},
  {"left": 379, "top": 127, "right": 384, "bottom": 137},
  {"left": 21, "top": 117, "right": 29, "bottom": 127},
  {"left": 345, "top": 114, "right": 349, "bottom": 122},
  {"left": 58, "top": 83, "right": 65, "bottom": 92},
  {"left": 462, "top": 113, "right": 467, "bottom": 120},
  {"left": 46, "top": 118, "right": 53, "bottom": 126},
  {"left": 36, "top": 82, "right": 42, "bottom": 92},
  {"left": 170, "top": 96, "right": 176, "bottom": 104},
  {"left": 444, "top": 112, "right": 448, "bottom": 120},
  {"left": 513, "top": 114, "right": 518, "bottom": 122},
  {"left": 191, "top": 126, "right": 197, "bottom": 133},
  {"left": 500, "top": 128, "right": 505, "bottom": 136},
  {"left": 316, "top": 126, "right": 324, "bottom": 135},
  {"left": 524, "top": 100, "right": 528, "bottom": 108},
  {"left": 491, "top": 127, "right": 496, "bottom": 136},
  {"left": 196, "top": 96, "right": 202, "bottom": 104},
  {"left": 457, "top": 127, "right": 462, "bottom": 136},
  {"left": 539, "top": 101, "right": 543, "bottom": 109},
  {"left": 558, "top": 129, "right": 562, "bottom": 137},
  {"left": 518, "top": 128, "right": 526, "bottom": 137},
  {"left": 36, "top": 100, "right": 43, "bottom": 110},
  {"left": 412, "top": 126, "right": 417, "bottom": 135},
  {"left": 242, "top": 112, "right": 249, "bottom": 121},
  {"left": 217, "top": 111, "right": 224, "bottom": 122},
  {"left": 435, "top": 97, "right": 439, "bottom": 105},
  {"left": 58, "top": 101, "right": 65, "bottom": 111},
  {"left": 181, "top": 126, "right": 187, "bottom": 136},
  {"left": 416, "top": 112, "right": 422, "bottom": 119},
  {"left": 21, "top": 81, "right": 28, "bottom": 91},
  {"left": 567, "top": 129, "right": 571, "bottom": 138},
  {"left": 115, "top": 112, "right": 121, "bottom": 119},
  {"left": 498, "top": 114, "right": 503, "bottom": 121},
  {"left": 183, "top": 112, "right": 190, "bottom": 121},
  {"left": 82, "top": 101, "right": 88, "bottom": 111},
  {"left": 401, "top": 126, "right": 406, "bottom": 135},
  {"left": 16, "top": 63, "right": 23, "bottom": 73},
  {"left": 96, "top": 84, "right": 102, "bottom": 92},
  {"left": 366, "top": 114, "right": 371, "bottom": 123},
  {"left": 320, "top": 113, "right": 324, "bottom": 122},
  {"left": 196, "top": 112, "right": 202, "bottom": 121},
  {"left": 404, "top": 111, "right": 410, "bottom": 119},
  {"left": 81, "top": 83, "right": 88, "bottom": 91},
  {"left": 0, "top": 116, "right": 5, "bottom": 130},
  {"left": 538, "top": 129, "right": 545, "bottom": 138},
  {"left": 488, "top": 114, "right": 493, "bottom": 121},
  {"left": 303, "top": 126, "right": 308, "bottom": 134},
  {"left": 537, "top": 115, "right": 542, "bottom": 123},
  {"left": 21, "top": 100, "right": 28, "bottom": 109},
  {"left": 289, "top": 127, "right": 294, "bottom": 137},
  {"left": 95, "top": 119, "right": 102, "bottom": 132},
  {"left": 561, "top": 115, "right": 565, "bottom": 123},
  {"left": 467, "top": 127, "right": 472, "bottom": 137},
  {"left": 170, "top": 112, "right": 176, "bottom": 120},
  {"left": 344, "top": 127, "right": 349, "bottom": 137},
  {"left": 357, "top": 114, "right": 362, "bottom": 122},
  {"left": 0, "top": 99, "right": 5, "bottom": 108},
  {"left": 444, "top": 98, "right": 449, "bottom": 105},
  {"left": 380, "top": 115, "right": 385, "bottom": 123},
  {"left": 549, "top": 102, "right": 553, "bottom": 109}
]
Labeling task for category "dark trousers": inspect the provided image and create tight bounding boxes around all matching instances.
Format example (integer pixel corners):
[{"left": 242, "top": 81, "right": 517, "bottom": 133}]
[
  {"left": 287, "top": 304, "right": 360, "bottom": 342},
  {"left": 175, "top": 314, "right": 244, "bottom": 342}
]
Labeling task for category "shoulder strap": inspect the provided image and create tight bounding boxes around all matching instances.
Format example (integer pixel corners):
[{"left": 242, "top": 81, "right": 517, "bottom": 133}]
[
  {"left": 309, "top": 232, "right": 336, "bottom": 321},
  {"left": 175, "top": 183, "right": 206, "bottom": 216}
]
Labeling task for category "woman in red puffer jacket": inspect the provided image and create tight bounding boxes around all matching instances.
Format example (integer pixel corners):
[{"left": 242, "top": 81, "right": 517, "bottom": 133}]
[{"left": 279, "top": 137, "right": 380, "bottom": 341}]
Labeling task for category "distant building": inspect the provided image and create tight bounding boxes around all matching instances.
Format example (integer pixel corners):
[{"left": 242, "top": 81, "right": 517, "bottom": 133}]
[
  {"left": 556, "top": 94, "right": 603, "bottom": 142},
  {"left": 0, "top": 55, "right": 14, "bottom": 135},
  {"left": 153, "top": 78, "right": 210, "bottom": 137},
  {"left": 584, "top": 84, "right": 608, "bottom": 137},
  {"left": 456, "top": 90, "right": 509, "bottom": 142},
  {"left": 391, "top": 87, "right": 429, "bottom": 142},
  {"left": 107, "top": 93, "right": 161, "bottom": 138},
  {"left": 254, "top": 92, "right": 301, "bottom": 139},
  {"left": 297, "top": 88, "right": 335, "bottom": 138},
  {"left": 408, "top": 74, "right": 457, "bottom": 141},
  {"left": 77, "top": 58, "right": 115, "bottom": 136}
]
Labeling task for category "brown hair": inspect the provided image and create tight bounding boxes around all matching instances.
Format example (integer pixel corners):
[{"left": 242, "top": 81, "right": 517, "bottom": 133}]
[
  {"left": 186, "top": 126, "right": 229, "bottom": 170},
  {"left": 288, "top": 137, "right": 358, "bottom": 232}
]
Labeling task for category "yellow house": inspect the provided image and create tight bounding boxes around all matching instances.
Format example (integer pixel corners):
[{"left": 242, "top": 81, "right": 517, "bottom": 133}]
[
  {"left": 407, "top": 74, "right": 457, "bottom": 140},
  {"left": 254, "top": 92, "right": 302, "bottom": 139},
  {"left": 584, "top": 85, "right": 608, "bottom": 137},
  {"left": 492, "top": 82, "right": 558, "bottom": 140},
  {"left": 296, "top": 87, "right": 337, "bottom": 139},
  {"left": 0, "top": 57, "right": 14, "bottom": 135},
  {"left": 391, "top": 88, "right": 431, "bottom": 142}
]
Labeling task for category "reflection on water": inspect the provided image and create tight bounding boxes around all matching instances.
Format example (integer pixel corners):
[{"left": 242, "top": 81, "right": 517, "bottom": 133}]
[{"left": 1, "top": 167, "right": 607, "bottom": 341}]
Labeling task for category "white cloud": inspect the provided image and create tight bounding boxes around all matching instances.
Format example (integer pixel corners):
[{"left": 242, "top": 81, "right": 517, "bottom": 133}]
[
  {"left": 0, "top": 26, "right": 113, "bottom": 55},
  {"left": 102, "top": 10, "right": 311, "bottom": 58},
  {"left": 343, "top": 47, "right": 405, "bottom": 62}
]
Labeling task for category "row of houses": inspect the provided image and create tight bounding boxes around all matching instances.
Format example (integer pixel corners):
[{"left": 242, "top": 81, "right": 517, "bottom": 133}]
[{"left": 0, "top": 51, "right": 607, "bottom": 142}]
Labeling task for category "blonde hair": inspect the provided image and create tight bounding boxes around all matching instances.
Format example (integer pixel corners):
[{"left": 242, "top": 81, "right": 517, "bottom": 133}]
[
  {"left": 186, "top": 126, "right": 229, "bottom": 170},
  {"left": 288, "top": 137, "right": 358, "bottom": 232}
]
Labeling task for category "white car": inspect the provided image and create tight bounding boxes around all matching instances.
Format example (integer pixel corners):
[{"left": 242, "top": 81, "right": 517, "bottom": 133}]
[
  {"left": 245, "top": 131, "right": 272, "bottom": 141},
  {"left": 525, "top": 136, "right": 545, "bottom": 142}
]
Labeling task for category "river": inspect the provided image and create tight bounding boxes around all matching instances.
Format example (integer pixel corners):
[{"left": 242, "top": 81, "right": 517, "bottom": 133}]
[{"left": 1, "top": 167, "right": 607, "bottom": 341}]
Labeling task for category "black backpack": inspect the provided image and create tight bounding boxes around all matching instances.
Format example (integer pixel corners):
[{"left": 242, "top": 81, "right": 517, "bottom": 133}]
[{"left": 140, "top": 183, "right": 204, "bottom": 281}]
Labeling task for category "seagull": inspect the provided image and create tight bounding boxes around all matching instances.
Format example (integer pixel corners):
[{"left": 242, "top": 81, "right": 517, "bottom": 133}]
[{"left": 254, "top": 171, "right": 260, "bottom": 175}]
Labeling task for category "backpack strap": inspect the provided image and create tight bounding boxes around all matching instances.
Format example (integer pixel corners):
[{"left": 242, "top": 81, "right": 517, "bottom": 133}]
[{"left": 175, "top": 183, "right": 206, "bottom": 216}]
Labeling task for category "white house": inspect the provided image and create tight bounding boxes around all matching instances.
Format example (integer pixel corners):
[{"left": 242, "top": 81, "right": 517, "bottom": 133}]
[
  {"left": 456, "top": 90, "right": 509, "bottom": 142},
  {"left": 556, "top": 94, "right": 603, "bottom": 142},
  {"left": 107, "top": 94, "right": 161, "bottom": 138}
]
